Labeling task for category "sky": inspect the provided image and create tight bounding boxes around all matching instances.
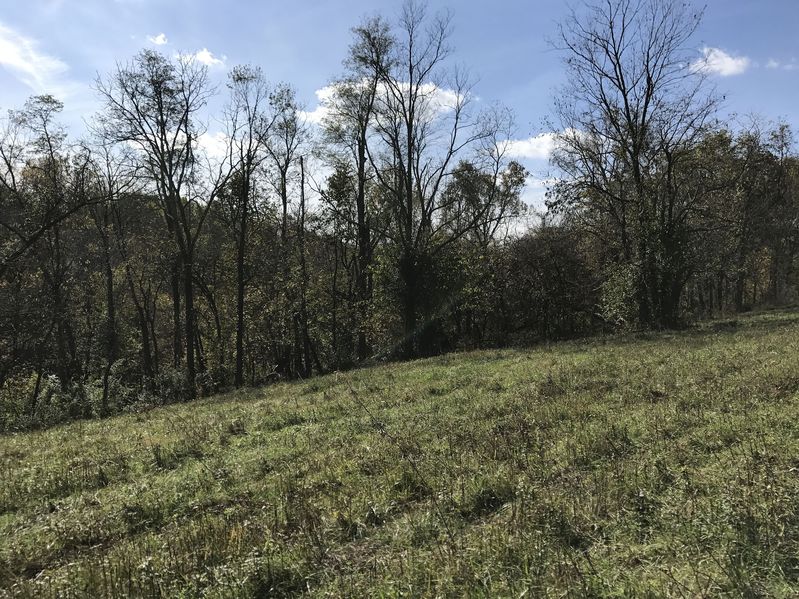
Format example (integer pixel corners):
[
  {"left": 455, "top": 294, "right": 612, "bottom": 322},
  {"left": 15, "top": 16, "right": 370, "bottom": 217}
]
[{"left": 1, "top": 0, "right": 798, "bottom": 208}]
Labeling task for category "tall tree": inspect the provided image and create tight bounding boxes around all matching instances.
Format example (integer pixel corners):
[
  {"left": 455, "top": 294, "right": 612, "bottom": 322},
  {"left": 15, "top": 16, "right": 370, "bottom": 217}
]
[
  {"left": 86, "top": 141, "right": 138, "bottom": 412},
  {"left": 354, "top": 0, "right": 503, "bottom": 356},
  {"left": 223, "top": 65, "right": 276, "bottom": 387},
  {"left": 2, "top": 97, "right": 94, "bottom": 392},
  {"left": 263, "top": 84, "right": 307, "bottom": 376},
  {"left": 551, "top": 0, "right": 718, "bottom": 327},
  {"left": 96, "top": 50, "right": 232, "bottom": 398},
  {"left": 321, "top": 16, "right": 392, "bottom": 361}
]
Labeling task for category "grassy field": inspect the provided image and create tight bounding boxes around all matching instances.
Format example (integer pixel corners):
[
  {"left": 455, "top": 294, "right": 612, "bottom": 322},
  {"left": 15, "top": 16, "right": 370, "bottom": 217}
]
[{"left": 2, "top": 310, "right": 799, "bottom": 597}]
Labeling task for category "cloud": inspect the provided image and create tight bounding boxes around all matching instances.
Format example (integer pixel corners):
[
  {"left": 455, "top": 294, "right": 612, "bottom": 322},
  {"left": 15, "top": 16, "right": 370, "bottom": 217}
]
[
  {"left": 418, "top": 82, "right": 461, "bottom": 113},
  {"left": 147, "top": 33, "right": 168, "bottom": 46},
  {"left": 765, "top": 58, "right": 797, "bottom": 71},
  {"left": 192, "top": 48, "right": 225, "bottom": 67},
  {"left": 300, "top": 85, "right": 336, "bottom": 125},
  {"left": 0, "top": 21, "right": 69, "bottom": 92},
  {"left": 300, "top": 81, "right": 463, "bottom": 127},
  {"left": 690, "top": 47, "right": 750, "bottom": 77},
  {"left": 504, "top": 132, "right": 558, "bottom": 161},
  {"left": 182, "top": 48, "right": 226, "bottom": 67},
  {"left": 519, "top": 175, "right": 558, "bottom": 211},
  {"left": 197, "top": 131, "right": 230, "bottom": 162}
]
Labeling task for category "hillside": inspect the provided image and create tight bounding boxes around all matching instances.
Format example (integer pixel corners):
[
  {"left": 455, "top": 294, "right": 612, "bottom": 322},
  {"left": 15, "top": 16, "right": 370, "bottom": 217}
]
[{"left": 3, "top": 310, "right": 799, "bottom": 597}]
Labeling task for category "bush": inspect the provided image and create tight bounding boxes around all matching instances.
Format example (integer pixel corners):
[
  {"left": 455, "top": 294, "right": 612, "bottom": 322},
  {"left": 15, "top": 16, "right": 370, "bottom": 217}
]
[
  {"left": 599, "top": 262, "right": 640, "bottom": 328},
  {"left": 0, "top": 372, "right": 84, "bottom": 431}
]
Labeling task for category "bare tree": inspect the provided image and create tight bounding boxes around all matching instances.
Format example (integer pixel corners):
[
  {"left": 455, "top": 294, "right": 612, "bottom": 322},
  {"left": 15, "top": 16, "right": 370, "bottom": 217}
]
[
  {"left": 222, "top": 65, "right": 276, "bottom": 387},
  {"left": 95, "top": 50, "right": 233, "bottom": 398},
  {"left": 551, "top": 0, "right": 718, "bottom": 327},
  {"left": 354, "top": 0, "right": 500, "bottom": 356},
  {"left": 319, "top": 16, "right": 392, "bottom": 361}
]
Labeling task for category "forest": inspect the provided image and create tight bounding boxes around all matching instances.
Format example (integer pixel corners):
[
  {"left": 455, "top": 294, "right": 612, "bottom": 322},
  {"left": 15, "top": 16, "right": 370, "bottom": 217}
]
[{"left": 1, "top": 0, "right": 798, "bottom": 431}]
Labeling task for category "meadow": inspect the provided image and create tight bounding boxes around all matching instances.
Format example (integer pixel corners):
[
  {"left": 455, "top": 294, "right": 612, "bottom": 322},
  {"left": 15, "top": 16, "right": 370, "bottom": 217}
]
[{"left": 3, "top": 309, "right": 799, "bottom": 597}]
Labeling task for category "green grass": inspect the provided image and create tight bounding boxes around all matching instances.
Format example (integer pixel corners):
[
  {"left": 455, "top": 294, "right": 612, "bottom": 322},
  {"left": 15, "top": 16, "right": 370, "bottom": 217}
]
[{"left": 3, "top": 309, "right": 799, "bottom": 597}]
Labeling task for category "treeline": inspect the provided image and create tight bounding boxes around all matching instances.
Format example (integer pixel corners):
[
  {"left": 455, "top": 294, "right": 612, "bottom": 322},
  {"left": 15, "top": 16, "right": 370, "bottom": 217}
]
[{"left": 1, "top": 0, "right": 798, "bottom": 430}]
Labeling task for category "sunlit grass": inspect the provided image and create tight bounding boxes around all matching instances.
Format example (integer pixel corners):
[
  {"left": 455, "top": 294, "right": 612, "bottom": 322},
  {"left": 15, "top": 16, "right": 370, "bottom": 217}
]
[{"left": 2, "top": 309, "right": 799, "bottom": 597}]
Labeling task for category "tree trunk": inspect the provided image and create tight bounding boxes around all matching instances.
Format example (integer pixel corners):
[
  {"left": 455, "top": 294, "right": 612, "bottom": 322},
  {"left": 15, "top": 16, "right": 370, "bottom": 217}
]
[
  {"left": 734, "top": 273, "right": 746, "bottom": 312},
  {"left": 355, "top": 133, "right": 372, "bottom": 361},
  {"left": 171, "top": 256, "right": 182, "bottom": 369},
  {"left": 331, "top": 239, "right": 340, "bottom": 369},
  {"left": 298, "top": 156, "right": 312, "bottom": 378},
  {"left": 183, "top": 256, "right": 196, "bottom": 400},
  {"left": 101, "top": 240, "right": 117, "bottom": 415},
  {"left": 280, "top": 170, "right": 288, "bottom": 245},
  {"left": 234, "top": 197, "right": 247, "bottom": 387},
  {"left": 400, "top": 251, "right": 418, "bottom": 358}
]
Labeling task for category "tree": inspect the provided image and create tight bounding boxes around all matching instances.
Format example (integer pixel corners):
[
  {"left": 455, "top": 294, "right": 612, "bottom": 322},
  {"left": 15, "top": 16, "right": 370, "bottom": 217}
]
[
  {"left": 85, "top": 140, "right": 140, "bottom": 412},
  {"left": 320, "top": 16, "right": 392, "bottom": 361},
  {"left": 353, "top": 0, "right": 507, "bottom": 356},
  {"left": 0, "top": 97, "right": 95, "bottom": 395},
  {"left": 265, "top": 84, "right": 306, "bottom": 246},
  {"left": 764, "top": 124, "right": 799, "bottom": 303},
  {"left": 222, "top": 65, "right": 276, "bottom": 387},
  {"left": 96, "top": 50, "right": 232, "bottom": 398},
  {"left": 261, "top": 84, "right": 310, "bottom": 377},
  {"left": 0, "top": 96, "right": 95, "bottom": 279},
  {"left": 435, "top": 157, "right": 526, "bottom": 348},
  {"left": 551, "top": 0, "right": 718, "bottom": 327}
]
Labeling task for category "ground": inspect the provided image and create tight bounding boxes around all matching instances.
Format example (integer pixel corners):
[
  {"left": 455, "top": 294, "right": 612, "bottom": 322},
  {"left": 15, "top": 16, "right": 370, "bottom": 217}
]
[{"left": 2, "top": 309, "right": 799, "bottom": 597}]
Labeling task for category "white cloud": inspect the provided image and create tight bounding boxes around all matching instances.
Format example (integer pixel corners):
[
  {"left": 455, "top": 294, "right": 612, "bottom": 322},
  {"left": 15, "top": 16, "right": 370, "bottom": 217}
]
[
  {"left": 0, "top": 21, "right": 69, "bottom": 92},
  {"left": 184, "top": 48, "right": 226, "bottom": 67},
  {"left": 197, "top": 131, "right": 229, "bottom": 162},
  {"left": 519, "top": 175, "right": 557, "bottom": 211},
  {"left": 147, "top": 33, "right": 168, "bottom": 46},
  {"left": 300, "top": 80, "right": 463, "bottom": 128},
  {"left": 766, "top": 58, "right": 798, "bottom": 71},
  {"left": 504, "top": 132, "right": 558, "bottom": 161},
  {"left": 300, "top": 85, "right": 336, "bottom": 125},
  {"left": 418, "top": 82, "right": 461, "bottom": 113},
  {"left": 690, "top": 47, "right": 750, "bottom": 77}
]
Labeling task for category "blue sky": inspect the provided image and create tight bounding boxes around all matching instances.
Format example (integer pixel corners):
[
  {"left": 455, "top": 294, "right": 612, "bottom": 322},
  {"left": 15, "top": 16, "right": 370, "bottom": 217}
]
[{"left": 1, "top": 0, "right": 798, "bottom": 206}]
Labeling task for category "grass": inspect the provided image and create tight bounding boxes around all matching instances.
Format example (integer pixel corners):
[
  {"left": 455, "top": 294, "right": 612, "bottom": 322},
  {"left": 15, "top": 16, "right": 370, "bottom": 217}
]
[{"left": 2, "top": 309, "right": 799, "bottom": 597}]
